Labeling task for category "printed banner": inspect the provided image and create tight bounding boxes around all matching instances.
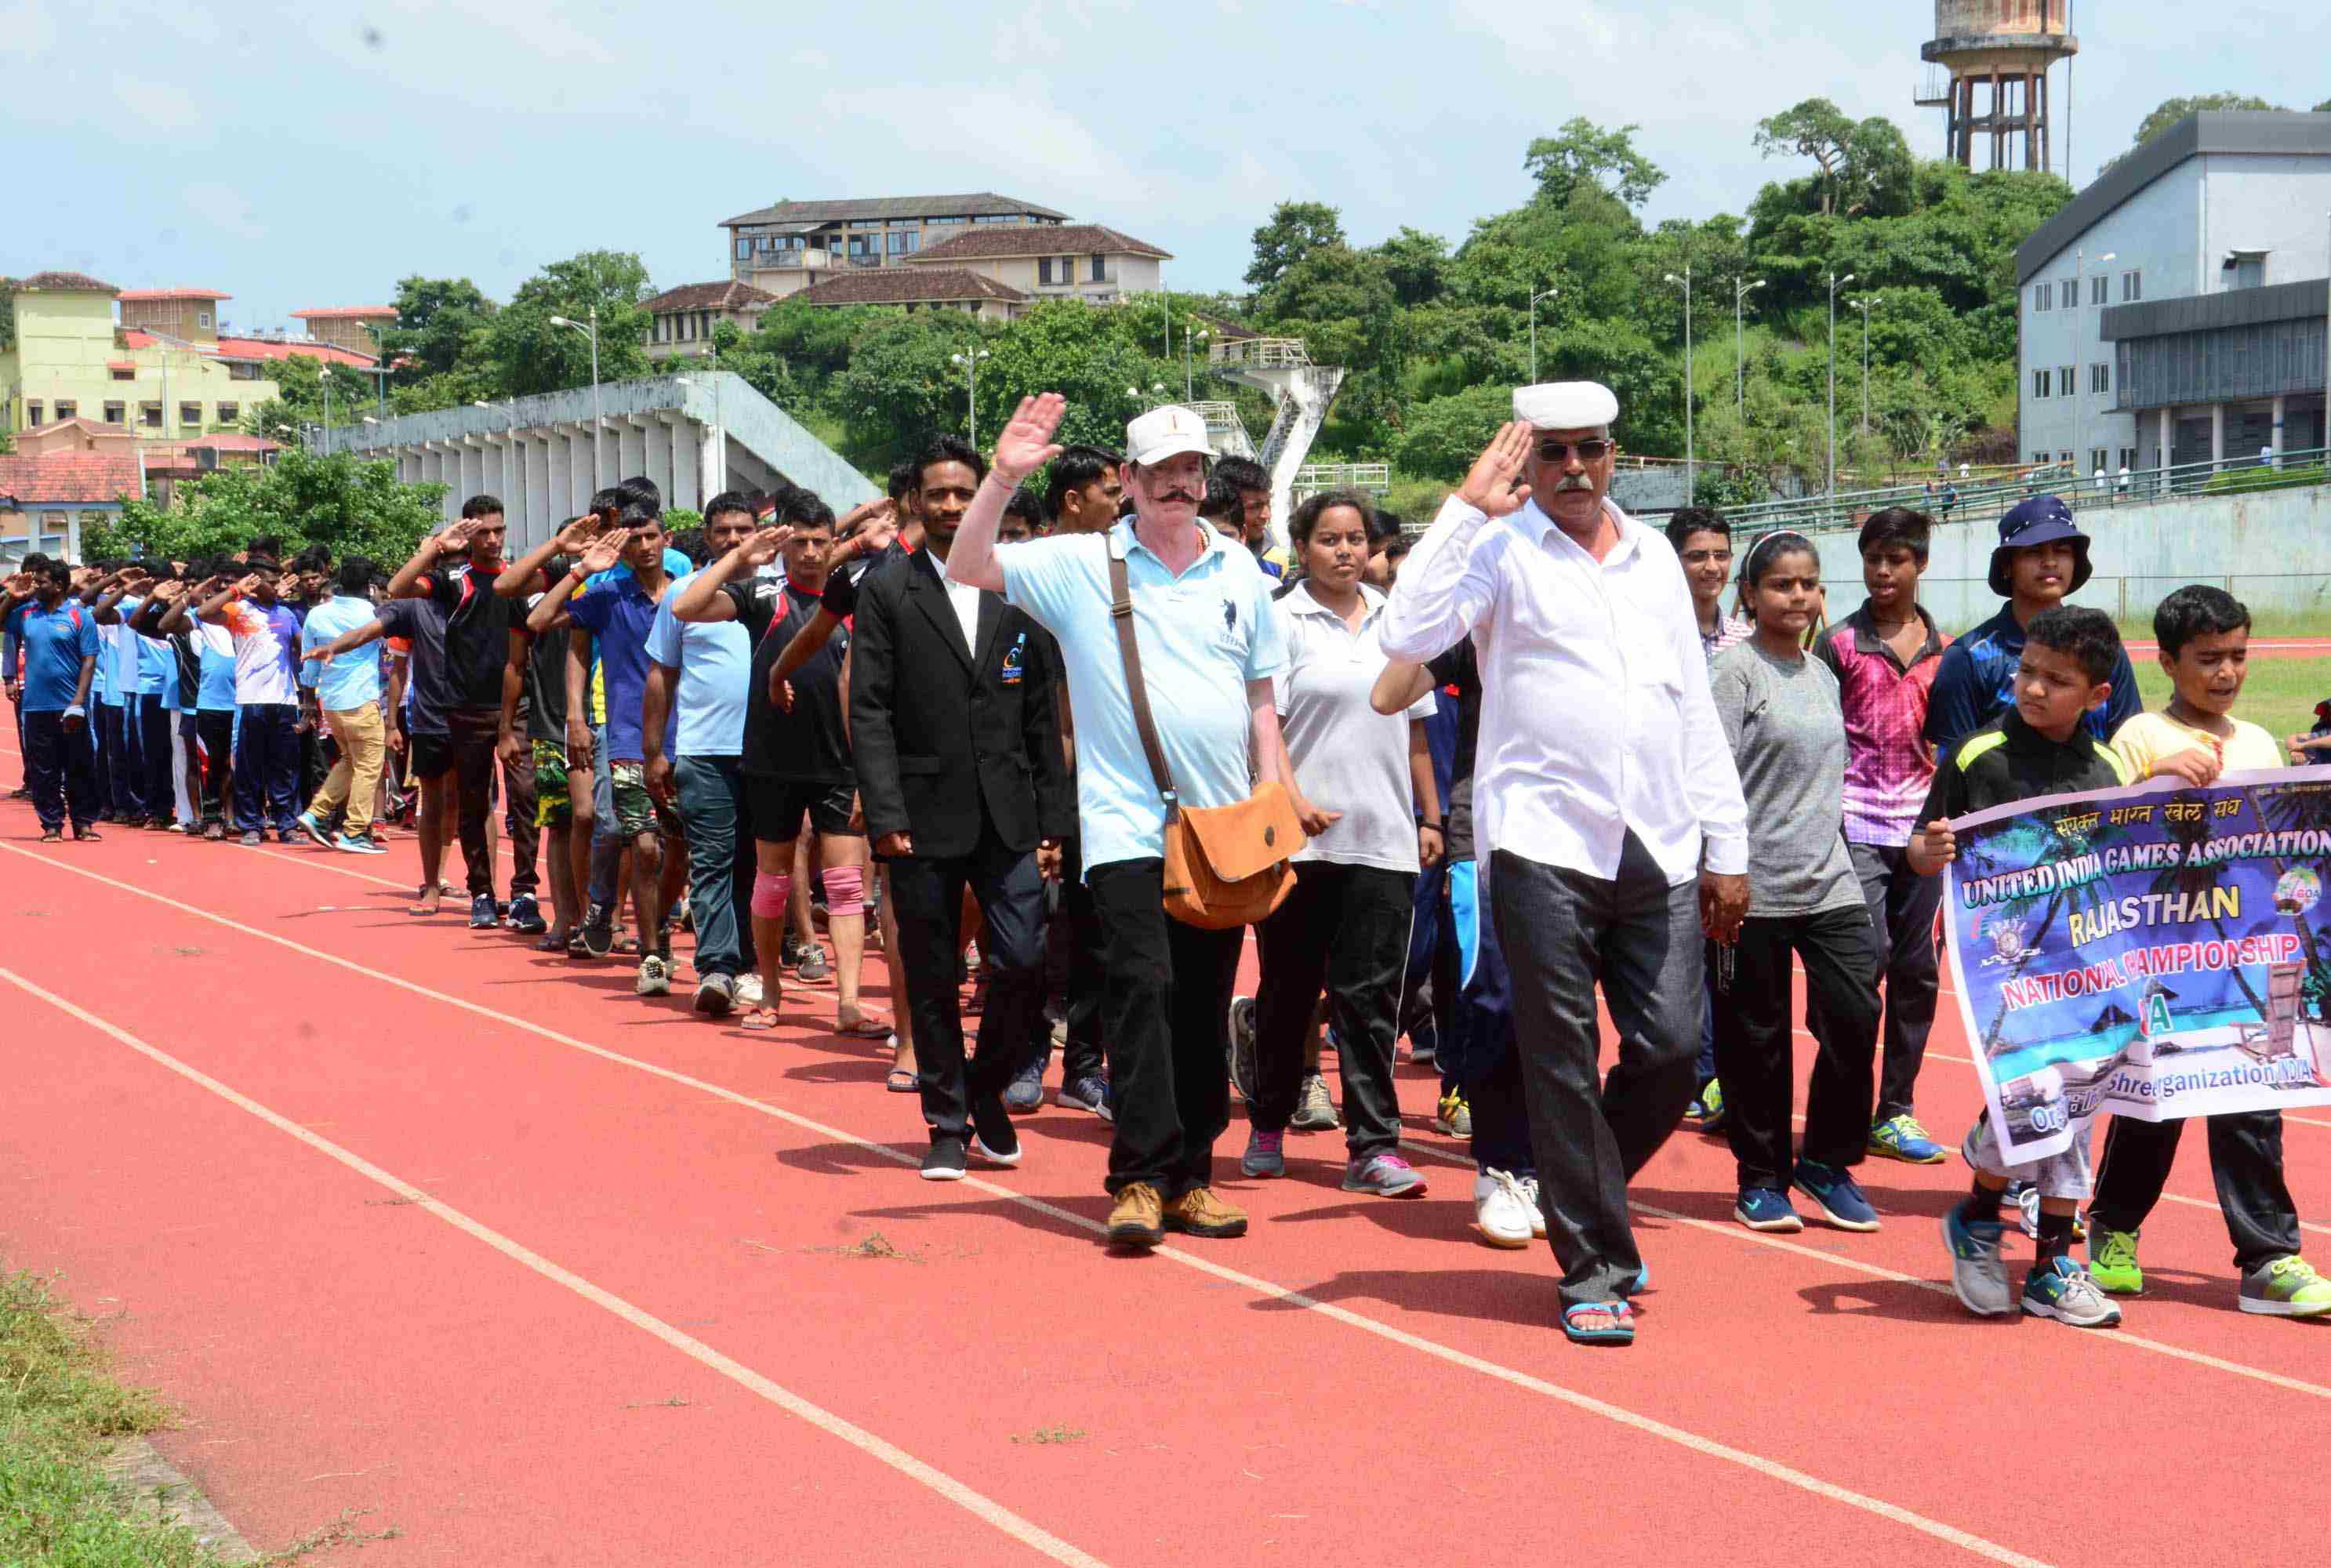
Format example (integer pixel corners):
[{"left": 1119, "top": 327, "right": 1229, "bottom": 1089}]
[{"left": 1943, "top": 768, "right": 2331, "bottom": 1163}]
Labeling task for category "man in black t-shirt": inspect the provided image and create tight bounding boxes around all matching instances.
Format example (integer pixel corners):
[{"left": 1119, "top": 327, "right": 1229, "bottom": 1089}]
[
  {"left": 670, "top": 495, "right": 887, "bottom": 1038},
  {"left": 500, "top": 570, "right": 589, "bottom": 951}
]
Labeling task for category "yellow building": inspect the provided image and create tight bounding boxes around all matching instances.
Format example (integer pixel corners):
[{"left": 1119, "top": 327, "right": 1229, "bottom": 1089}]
[{"left": 2, "top": 272, "right": 281, "bottom": 441}]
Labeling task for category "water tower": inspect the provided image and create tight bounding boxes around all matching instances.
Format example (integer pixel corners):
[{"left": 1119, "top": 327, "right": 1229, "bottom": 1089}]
[{"left": 1913, "top": 0, "right": 2078, "bottom": 172}]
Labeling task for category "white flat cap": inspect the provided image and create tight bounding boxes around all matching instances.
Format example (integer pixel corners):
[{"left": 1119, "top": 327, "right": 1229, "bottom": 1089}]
[
  {"left": 1513, "top": 381, "right": 1619, "bottom": 430},
  {"left": 1125, "top": 404, "right": 1215, "bottom": 467}
]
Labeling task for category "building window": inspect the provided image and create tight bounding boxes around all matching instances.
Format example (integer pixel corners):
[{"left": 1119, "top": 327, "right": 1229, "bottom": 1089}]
[
  {"left": 886, "top": 231, "right": 915, "bottom": 255},
  {"left": 2033, "top": 281, "right": 2052, "bottom": 312},
  {"left": 197, "top": 311, "right": 212, "bottom": 328},
  {"left": 2090, "top": 363, "right": 2111, "bottom": 394},
  {"left": 2033, "top": 451, "right": 2051, "bottom": 465},
  {"left": 1038, "top": 256, "right": 1058, "bottom": 285},
  {"left": 2032, "top": 370, "right": 2050, "bottom": 398},
  {"left": 230, "top": 362, "right": 262, "bottom": 380},
  {"left": 735, "top": 238, "right": 753, "bottom": 260},
  {"left": 111, "top": 368, "right": 135, "bottom": 381},
  {"left": 103, "top": 401, "right": 125, "bottom": 424},
  {"left": 2057, "top": 365, "right": 2075, "bottom": 396},
  {"left": 53, "top": 401, "right": 74, "bottom": 421},
  {"left": 2089, "top": 275, "right": 2108, "bottom": 307},
  {"left": 2061, "top": 275, "right": 2078, "bottom": 307},
  {"left": 2058, "top": 450, "right": 2075, "bottom": 466},
  {"left": 2229, "top": 255, "right": 2265, "bottom": 289},
  {"left": 848, "top": 219, "right": 882, "bottom": 229},
  {"left": 140, "top": 403, "right": 162, "bottom": 428},
  {"left": 2119, "top": 446, "right": 2139, "bottom": 471},
  {"left": 2090, "top": 448, "right": 2109, "bottom": 475},
  {"left": 217, "top": 402, "right": 238, "bottom": 424},
  {"left": 180, "top": 402, "right": 202, "bottom": 427},
  {"left": 24, "top": 401, "right": 41, "bottom": 426},
  {"left": 2122, "top": 270, "right": 2141, "bottom": 302},
  {"left": 1090, "top": 255, "right": 1107, "bottom": 282}
]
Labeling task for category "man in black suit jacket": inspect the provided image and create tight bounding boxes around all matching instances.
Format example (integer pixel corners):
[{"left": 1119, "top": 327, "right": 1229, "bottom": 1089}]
[{"left": 851, "top": 436, "right": 1074, "bottom": 1181}]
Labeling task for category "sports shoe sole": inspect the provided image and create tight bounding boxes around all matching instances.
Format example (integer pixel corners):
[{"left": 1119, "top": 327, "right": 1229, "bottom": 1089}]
[
  {"left": 2238, "top": 1291, "right": 2331, "bottom": 1317},
  {"left": 971, "top": 1138, "right": 1021, "bottom": 1169},
  {"left": 1865, "top": 1141, "right": 1950, "bottom": 1165},
  {"left": 1240, "top": 1155, "right": 1286, "bottom": 1179},
  {"left": 1792, "top": 1181, "right": 1881, "bottom": 1233},
  {"left": 920, "top": 1160, "right": 967, "bottom": 1182},
  {"left": 581, "top": 926, "right": 615, "bottom": 958},
  {"left": 1734, "top": 1205, "right": 1804, "bottom": 1234},
  {"left": 1343, "top": 1169, "right": 1428, "bottom": 1198},
  {"left": 1475, "top": 1223, "right": 1532, "bottom": 1250},
  {"left": 295, "top": 815, "right": 332, "bottom": 848},
  {"left": 693, "top": 980, "right": 735, "bottom": 1018},
  {"left": 1056, "top": 1087, "right": 1108, "bottom": 1114},
  {"left": 636, "top": 969, "right": 671, "bottom": 997}
]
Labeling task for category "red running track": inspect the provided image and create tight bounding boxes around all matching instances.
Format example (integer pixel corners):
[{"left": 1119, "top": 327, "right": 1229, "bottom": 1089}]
[
  {"left": 2120, "top": 637, "right": 2331, "bottom": 661},
  {"left": 2, "top": 793, "right": 2327, "bottom": 1567}
]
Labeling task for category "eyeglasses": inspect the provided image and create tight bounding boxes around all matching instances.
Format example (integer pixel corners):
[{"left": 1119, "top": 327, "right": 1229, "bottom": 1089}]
[
  {"left": 1534, "top": 438, "right": 1613, "bottom": 463},
  {"left": 1679, "top": 548, "right": 1733, "bottom": 566}
]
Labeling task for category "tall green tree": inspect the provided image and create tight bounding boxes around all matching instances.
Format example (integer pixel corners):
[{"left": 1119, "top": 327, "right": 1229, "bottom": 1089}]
[
  {"left": 485, "top": 250, "right": 654, "bottom": 398},
  {"left": 374, "top": 275, "right": 496, "bottom": 384},
  {"left": 1523, "top": 118, "right": 1666, "bottom": 209},
  {"left": 1245, "top": 201, "right": 1347, "bottom": 291},
  {"left": 1754, "top": 100, "right": 1913, "bottom": 218},
  {"left": 1374, "top": 227, "right": 1451, "bottom": 308},
  {"left": 85, "top": 448, "right": 446, "bottom": 565}
]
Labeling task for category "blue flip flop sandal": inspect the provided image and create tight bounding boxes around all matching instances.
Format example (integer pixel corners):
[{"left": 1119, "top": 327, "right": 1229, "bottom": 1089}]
[{"left": 1562, "top": 1300, "right": 1636, "bottom": 1346}]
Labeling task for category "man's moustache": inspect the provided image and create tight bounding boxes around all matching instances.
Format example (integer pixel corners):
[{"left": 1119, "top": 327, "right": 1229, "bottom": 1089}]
[
  {"left": 1555, "top": 477, "right": 1594, "bottom": 492},
  {"left": 1159, "top": 491, "right": 1198, "bottom": 504}
]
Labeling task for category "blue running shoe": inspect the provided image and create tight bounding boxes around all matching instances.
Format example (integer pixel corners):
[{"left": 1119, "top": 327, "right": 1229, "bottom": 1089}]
[
  {"left": 1002, "top": 1053, "right": 1047, "bottom": 1113},
  {"left": 1792, "top": 1161, "right": 1880, "bottom": 1232},
  {"left": 1058, "top": 1073, "right": 1110, "bottom": 1115},
  {"left": 1734, "top": 1187, "right": 1803, "bottom": 1233},
  {"left": 1867, "top": 1112, "right": 1948, "bottom": 1164}
]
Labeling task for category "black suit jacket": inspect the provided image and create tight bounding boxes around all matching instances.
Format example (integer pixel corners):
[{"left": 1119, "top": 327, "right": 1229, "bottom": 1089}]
[{"left": 849, "top": 548, "right": 1073, "bottom": 858}]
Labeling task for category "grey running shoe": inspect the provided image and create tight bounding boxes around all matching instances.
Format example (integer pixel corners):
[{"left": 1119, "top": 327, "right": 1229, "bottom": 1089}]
[
  {"left": 1342, "top": 1152, "right": 1427, "bottom": 1197},
  {"left": 1944, "top": 1207, "right": 2013, "bottom": 1317},
  {"left": 693, "top": 972, "right": 735, "bottom": 1018},
  {"left": 2021, "top": 1257, "right": 2122, "bottom": 1328},
  {"left": 1241, "top": 1127, "right": 1285, "bottom": 1178},
  {"left": 635, "top": 952, "right": 672, "bottom": 996},
  {"left": 1226, "top": 996, "right": 1258, "bottom": 1105},
  {"left": 1291, "top": 1071, "right": 1341, "bottom": 1131}
]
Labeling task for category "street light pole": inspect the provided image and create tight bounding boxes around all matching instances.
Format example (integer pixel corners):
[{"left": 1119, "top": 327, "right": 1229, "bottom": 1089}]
[
  {"left": 1664, "top": 266, "right": 1694, "bottom": 499},
  {"left": 1826, "top": 270, "right": 1855, "bottom": 505},
  {"left": 951, "top": 349, "right": 991, "bottom": 445},
  {"left": 1527, "top": 285, "right": 1559, "bottom": 383},
  {"left": 549, "top": 308, "right": 603, "bottom": 488},
  {"left": 1183, "top": 324, "right": 1209, "bottom": 402},
  {"left": 1734, "top": 278, "right": 1765, "bottom": 418},
  {"left": 1852, "top": 294, "right": 1879, "bottom": 436}
]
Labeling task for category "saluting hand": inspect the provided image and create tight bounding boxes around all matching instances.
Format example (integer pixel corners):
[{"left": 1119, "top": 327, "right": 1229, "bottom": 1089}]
[
  {"left": 991, "top": 394, "right": 1066, "bottom": 485},
  {"left": 738, "top": 524, "right": 790, "bottom": 569},
  {"left": 1457, "top": 422, "right": 1536, "bottom": 518}
]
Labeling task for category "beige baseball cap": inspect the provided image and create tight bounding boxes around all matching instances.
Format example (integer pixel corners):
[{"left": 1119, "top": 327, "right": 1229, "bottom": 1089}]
[{"left": 1124, "top": 403, "right": 1215, "bottom": 467}]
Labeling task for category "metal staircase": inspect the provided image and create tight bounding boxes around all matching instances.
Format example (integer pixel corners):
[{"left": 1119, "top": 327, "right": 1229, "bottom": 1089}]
[{"left": 1204, "top": 337, "right": 1347, "bottom": 546}]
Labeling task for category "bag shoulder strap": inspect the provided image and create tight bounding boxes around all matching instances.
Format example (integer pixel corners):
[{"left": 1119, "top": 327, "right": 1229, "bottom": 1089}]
[{"left": 1106, "top": 548, "right": 1179, "bottom": 822}]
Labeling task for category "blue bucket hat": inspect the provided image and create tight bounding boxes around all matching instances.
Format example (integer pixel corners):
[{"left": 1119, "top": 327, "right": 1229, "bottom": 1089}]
[{"left": 1988, "top": 495, "right": 2091, "bottom": 597}]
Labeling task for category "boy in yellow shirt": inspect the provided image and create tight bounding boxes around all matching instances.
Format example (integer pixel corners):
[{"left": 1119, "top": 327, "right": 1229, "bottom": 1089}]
[{"left": 2092, "top": 585, "right": 2329, "bottom": 1316}]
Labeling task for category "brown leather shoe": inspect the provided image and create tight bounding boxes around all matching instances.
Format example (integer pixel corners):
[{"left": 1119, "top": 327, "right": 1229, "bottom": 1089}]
[
  {"left": 1107, "top": 1182, "right": 1164, "bottom": 1248},
  {"left": 1163, "top": 1186, "right": 1247, "bottom": 1240}
]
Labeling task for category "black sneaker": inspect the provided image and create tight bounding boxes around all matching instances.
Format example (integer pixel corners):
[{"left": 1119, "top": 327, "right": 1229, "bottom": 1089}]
[
  {"left": 580, "top": 902, "right": 615, "bottom": 957},
  {"left": 920, "top": 1137, "right": 968, "bottom": 1181},
  {"left": 507, "top": 894, "right": 546, "bottom": 935},
  {"left": 468, "top": 894, "right": 499, "bottom": 930},
  {"left": 969, "top": 1097, "right": 1022, "bottom": 1167}
]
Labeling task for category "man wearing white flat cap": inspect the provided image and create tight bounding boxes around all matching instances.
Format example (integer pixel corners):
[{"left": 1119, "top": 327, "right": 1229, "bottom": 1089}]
[
  {"left": 949, "top": 394, "right": 1313, "bottom": 1253},
  {"left": 1380, "top": 382, "right": 1750, "bottom": 1345}
]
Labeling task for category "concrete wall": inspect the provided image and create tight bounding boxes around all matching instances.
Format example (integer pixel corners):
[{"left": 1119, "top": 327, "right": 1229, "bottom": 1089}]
[
  {"left": 323, "top": 372, "right": 876, "bottom": 552},
  {"left": 1807, "top": 480, "right": 2331, "bottom": 633}
]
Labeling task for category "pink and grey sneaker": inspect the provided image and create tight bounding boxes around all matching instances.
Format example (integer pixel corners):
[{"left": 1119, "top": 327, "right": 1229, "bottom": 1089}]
[{"left": 1342, "top": 1152, "right": 1428, "bottom": 1198}]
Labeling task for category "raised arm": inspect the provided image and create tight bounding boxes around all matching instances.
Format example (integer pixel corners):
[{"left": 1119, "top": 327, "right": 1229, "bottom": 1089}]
[
  {"left": 194, "top": 573, "right": 262, "bottom": 627},
  {"left": 155, "top": 574, "right": 223, "bottom": 636},
  {"left": 387, "top": 520, "right": 473, "bottom": 601},
  {"left": 948, "top": 394, "right": 1064, "bottom": 595},
  {"left": 673, "top": 524, "right": 786, "bottom": 622},
  {"left": 1378, "top": 423, "right": 1532, "bottom": 663},
  {"left": 314, "top": 615, "right": 389, "bottom": 663},
  {"left": 1369, "top": 657, "right": 1437, "bottom": 716},
  {"left": 529, "top": 538, "right": 620, "bottom": 637},
  {"left": 496, "top": 514, "right": 603, "bottom": 598}
]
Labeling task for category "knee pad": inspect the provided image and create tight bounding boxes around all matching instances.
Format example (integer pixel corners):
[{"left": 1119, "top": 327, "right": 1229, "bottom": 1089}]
[
  {"left": 822, "top": 864, "right": 866, "bottom": 917},
  {"left": 751, "top": 872, "right": 792, "bottom": 919}
]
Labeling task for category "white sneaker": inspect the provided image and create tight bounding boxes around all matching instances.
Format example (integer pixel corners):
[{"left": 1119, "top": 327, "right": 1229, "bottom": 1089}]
[
  {"left": 1518, "top": 1174, "right": 1548, "bottom": 1238},
  {"left": 735, "top": 972, "right": 765, "bottom": 1007},
  {"left": 1474, "top": 1167, "right": 1535, "bottom": 1249},
  {"left": 635, "top": 953, "right": 671, "bottom": 996}
]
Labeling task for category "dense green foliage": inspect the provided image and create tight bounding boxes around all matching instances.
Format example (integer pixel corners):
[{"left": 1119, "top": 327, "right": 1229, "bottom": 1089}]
[
  {"left": 85, "top": 448, "right": 447, "bottom": 565},
  {"left": 234, "top": 106, "right": 2095, "bottom": 495}
]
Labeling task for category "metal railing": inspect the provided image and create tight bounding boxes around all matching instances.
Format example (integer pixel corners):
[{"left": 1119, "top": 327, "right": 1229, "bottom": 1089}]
[
  {"left": 1716, "top": 445, "right": 2330, "bottom": 541},
  {"left": 1293, "top": 462, "right": 1391, "bottom": 495},
  {"left": 1209, "top": 337, "right": 1311, "bottom": 368}
]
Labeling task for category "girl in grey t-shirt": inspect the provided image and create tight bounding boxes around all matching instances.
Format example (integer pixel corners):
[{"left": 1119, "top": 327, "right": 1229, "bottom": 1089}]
[{"left": 1707, "top": 532, "right": 1884, "bottom": 1240}]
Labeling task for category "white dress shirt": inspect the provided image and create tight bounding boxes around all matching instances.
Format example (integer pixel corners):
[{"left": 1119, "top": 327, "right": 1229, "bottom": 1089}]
[{"left": 1378, "top": 492, "right": 1748, "bottom": 885}]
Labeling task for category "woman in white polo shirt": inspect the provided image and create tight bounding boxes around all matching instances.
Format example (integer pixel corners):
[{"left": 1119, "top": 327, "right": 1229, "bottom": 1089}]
[{"left": 1243, "top": 488, "right": 1443, "bottom": 1197}]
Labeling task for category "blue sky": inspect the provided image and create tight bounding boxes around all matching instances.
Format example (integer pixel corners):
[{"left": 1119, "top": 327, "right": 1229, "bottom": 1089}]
[{"left": 11, "top": 0, "right": 2321, "bottom": 333}]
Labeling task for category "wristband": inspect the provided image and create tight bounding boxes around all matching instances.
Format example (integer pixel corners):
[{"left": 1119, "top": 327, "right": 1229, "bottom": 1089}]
[{"left": 64, "top": 702, "right": 85, "bottom": 719}]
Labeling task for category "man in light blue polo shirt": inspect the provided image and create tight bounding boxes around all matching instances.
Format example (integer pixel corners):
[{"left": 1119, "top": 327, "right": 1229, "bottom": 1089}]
[
  {"left": 294, "top": 557, "right": 390, "bottom": 854},
  {"left": 948, "top": 394, "right": 1311, "bottom": 1251},
  {"left": 643, "top": 495, "right": 757, "bottom": 1017}
]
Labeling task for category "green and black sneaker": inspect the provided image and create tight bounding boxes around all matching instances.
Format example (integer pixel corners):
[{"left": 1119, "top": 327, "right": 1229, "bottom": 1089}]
[{"left": 2090, "top": 1227, "right": 2144, "bottom": 1297}]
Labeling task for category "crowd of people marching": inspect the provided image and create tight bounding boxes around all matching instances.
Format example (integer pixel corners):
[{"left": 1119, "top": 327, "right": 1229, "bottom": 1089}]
[{"left": 5, "top": 375, "right": 2326, "bottom": 1347}]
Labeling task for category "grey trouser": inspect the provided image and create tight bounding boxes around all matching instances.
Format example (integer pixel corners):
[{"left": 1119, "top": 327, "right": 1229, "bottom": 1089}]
[{"left": 1490, "top": 837, "right": 1701, "bottom": 1310}]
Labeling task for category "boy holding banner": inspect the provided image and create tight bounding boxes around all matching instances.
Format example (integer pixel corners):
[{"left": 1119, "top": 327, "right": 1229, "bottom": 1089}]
[
  {"left": 2087, "top": 586, "right": 2329, "bottom": 1317},
  {"left": 1911, "top": 606, "right": 2133, "bottom": 1328}
]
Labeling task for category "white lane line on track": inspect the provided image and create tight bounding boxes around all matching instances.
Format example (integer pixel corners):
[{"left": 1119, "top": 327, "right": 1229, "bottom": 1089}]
[
  {"left": 0, "top": 844, "right": 2059, "bottom": 1566},
  {"left": 0, "top": 964, "right": 1109, "bottom": 1568}
]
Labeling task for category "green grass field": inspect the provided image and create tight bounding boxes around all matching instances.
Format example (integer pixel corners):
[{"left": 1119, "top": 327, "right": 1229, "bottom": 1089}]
[
  {"left": 0, "top": 1270, "right": 230, "bottom": 1567},
  {"left": 2129, "top": 655, "right": 2328, "bottom": 754}
]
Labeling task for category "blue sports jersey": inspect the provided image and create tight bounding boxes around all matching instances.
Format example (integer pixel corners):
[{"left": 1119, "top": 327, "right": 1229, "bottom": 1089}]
[{"left": 1922, "top": 602, "right": 2140, "bottom": 764}]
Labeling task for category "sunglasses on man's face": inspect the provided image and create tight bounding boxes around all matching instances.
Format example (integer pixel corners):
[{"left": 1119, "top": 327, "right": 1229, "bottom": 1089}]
[{"left": 1535, "top": 438, "right": 1613, "bottom": 463}]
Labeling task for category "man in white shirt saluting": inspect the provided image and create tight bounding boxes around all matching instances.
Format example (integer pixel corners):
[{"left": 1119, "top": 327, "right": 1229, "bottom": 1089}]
[{"left": 1380, "top": 383, "right": 1751, "bottom": 1347}]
